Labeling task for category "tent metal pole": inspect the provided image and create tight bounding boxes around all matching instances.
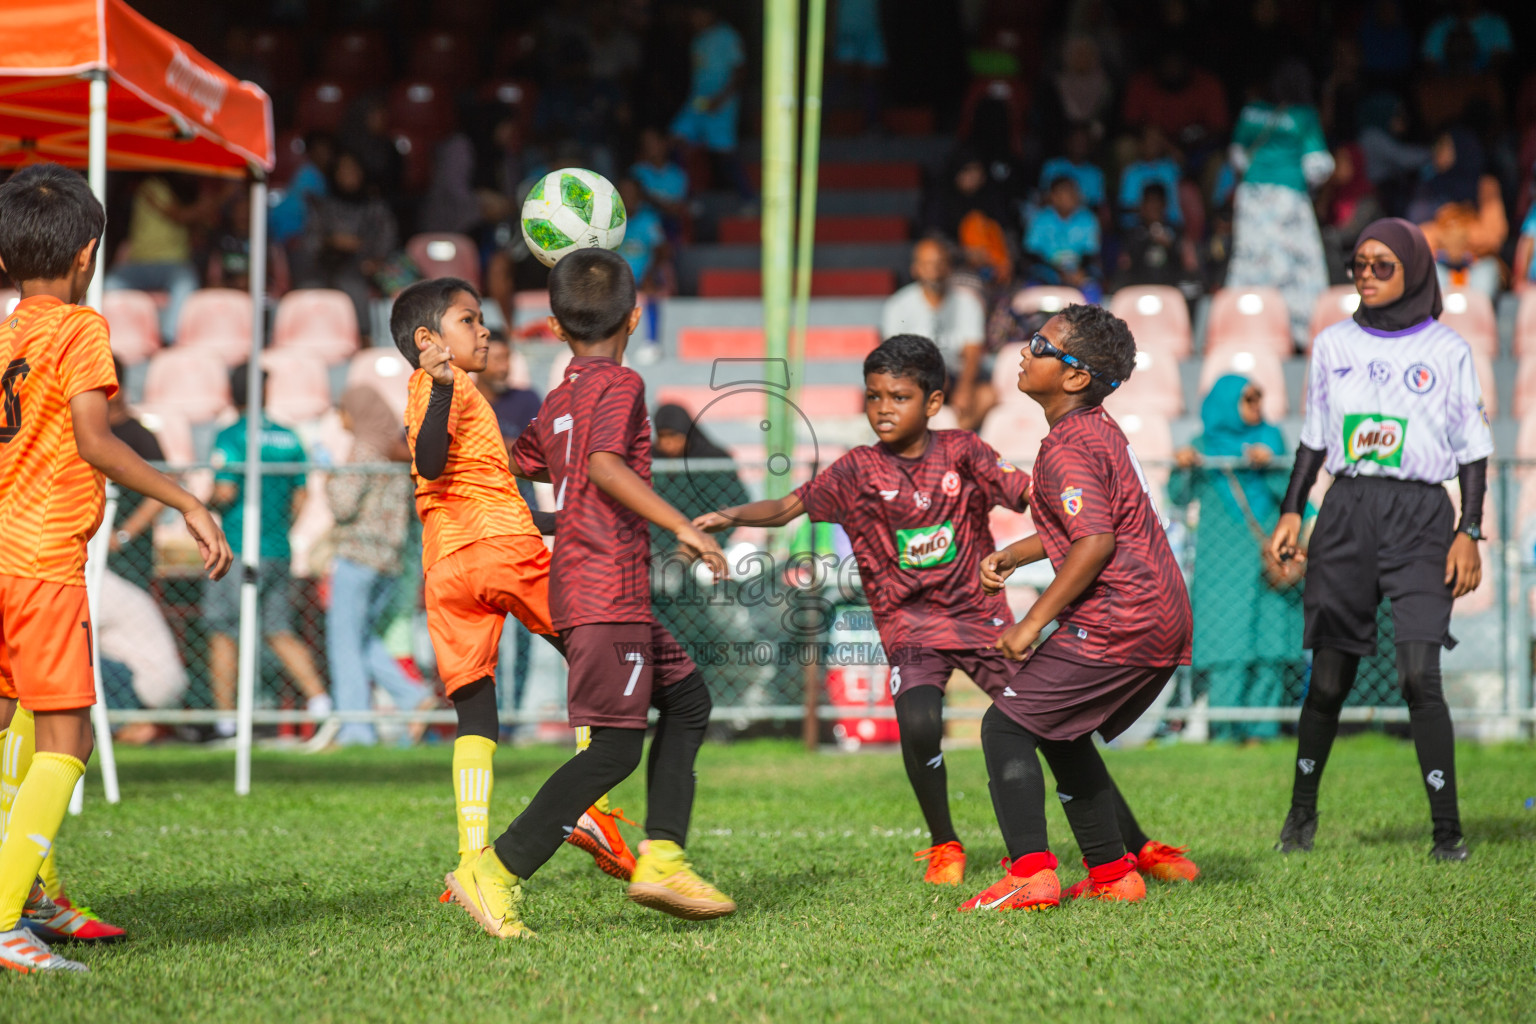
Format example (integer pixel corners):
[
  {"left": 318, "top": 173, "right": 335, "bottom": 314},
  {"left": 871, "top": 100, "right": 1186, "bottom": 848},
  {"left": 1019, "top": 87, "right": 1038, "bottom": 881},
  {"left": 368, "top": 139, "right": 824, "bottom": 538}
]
[
  {"left": 79, "top": 488, "right": 121, "bottom": 809},
  {"left": 85, "top": 71, "right": 107, "bottom": 312},
  {"left": 234, "top": 173, "right": 268, "bottom": 795},
  {"left": 761, "top": 0, "right": 799, "bottom": 499}
]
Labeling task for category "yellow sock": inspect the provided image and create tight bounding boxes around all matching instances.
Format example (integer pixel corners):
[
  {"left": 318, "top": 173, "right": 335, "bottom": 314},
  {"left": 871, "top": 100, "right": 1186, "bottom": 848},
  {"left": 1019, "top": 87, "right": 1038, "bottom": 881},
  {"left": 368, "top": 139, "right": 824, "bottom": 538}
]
[
  {"left": 573, "top": 727, "right": 612, "bottom": 814},
  {"left": 1, "top": 709, "right": 35, "bottom": 839},
  {"left": 453, "top": 736, "right": 496, "bottom": 868},
  {"left": 0, "top": 752, "right": 84, "bottom": 929}
]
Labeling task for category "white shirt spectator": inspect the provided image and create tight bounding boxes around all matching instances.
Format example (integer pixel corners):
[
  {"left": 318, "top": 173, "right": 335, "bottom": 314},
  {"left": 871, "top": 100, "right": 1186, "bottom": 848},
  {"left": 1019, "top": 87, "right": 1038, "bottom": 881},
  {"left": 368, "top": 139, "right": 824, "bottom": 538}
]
[{"left": 880, "top": 282, "right": 987, "bottom": 371}]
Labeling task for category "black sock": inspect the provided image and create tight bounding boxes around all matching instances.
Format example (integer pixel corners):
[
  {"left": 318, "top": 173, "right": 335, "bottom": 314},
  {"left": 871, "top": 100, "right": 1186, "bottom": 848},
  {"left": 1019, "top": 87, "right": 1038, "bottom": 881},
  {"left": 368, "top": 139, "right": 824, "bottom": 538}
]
[
  {"left": 1110, "top": 780, "right": 1151, "bottom": 853},
  {"left": 452, "top": 676, "right": 498, "bottom": 741},
  {"left": 895, "top": 687, "right": 957, "bottom": 846},
  {"left": 493, "top": 726, "right": 645, "bottom": 878},
  {"left": 1397, "top": 643, "right": 1461, "bottom": 842},
  {"left": 1037, "top": 735, "right": 1123, "bottom": 868},
  {"left": 1292, "top": 648, "right": 1358, "bottom": 812},
  {"left": 645, "top": 672, "right": 712, "bottom": 845},
  {"left": 980, "top": 706, "right": 1050, "bottom": 860}
]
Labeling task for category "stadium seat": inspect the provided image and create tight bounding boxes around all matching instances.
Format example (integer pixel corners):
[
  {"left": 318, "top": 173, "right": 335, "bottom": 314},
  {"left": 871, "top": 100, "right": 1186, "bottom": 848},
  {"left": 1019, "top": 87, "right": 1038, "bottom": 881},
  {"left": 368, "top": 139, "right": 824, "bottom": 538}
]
[
  {"left": 715, "top": 215, "right": 911, "bottom": 245},
  {"left": 510, "top": 289, "right": 554, "bottom": 339},
  {"left": 250, "top": 27, "right": 301, "bottom": 93},
  {"left": 345, "top": 349, "right": 413, "bottom": 417},
  {"left": 1306, "top": 285, "right": 1359, "bottom": 345},
  {"left": 388, "top": 80, "right": 455, "bottom": 141},
  {"left": 1009, "top": 286, "right": 1087, "bottom": 315},
  {"left": 272, "top": 129, "right": 307, "bottom": 188},
  {"left": 142, "top": 348, "right": 232, "bottom": 423},
  {"left": 407, "top": 29, "right": 477, "bottom": 87},
  {"left": 175, "top": 288, "right": 253, "bottom": 366},
  {"left": 1109, "top": 286, "right": 1190, "bottom": 359},
  {"left": 0, "top": 289, "right": 17, "bottom": 317},
  {"left": 696, "top": 268, "right": 896, "bottom": 298},
  {"left": 1117, "top": 412, "right": 1175, "bottom": 501},
  {"left": 988, "top": 506, "right": 1034, "bottom": 551},
  {"left": 130, "top": 404, "right": 195, "bottom": 465},
  {"left": 478, "top": 79, "right": 537, "bottom": 132},
  {"left": 320, "top": 29, "right": 389, "bottom": 90},
  {"left": 1198, "top": 344, "right": 1288, "bottom": 421},
  {"left": 391, "top": 131, "right": 435, "bottom": 192},
  {"left": 103, "top": 289, "right": 162, "bottom": 365},
  {"left": 1103, "top": 347, "right": 1183, "bottom": 418},
  {"left": 676, "top": 326, "right": 880, "bottom": 361},
  {"left": 262, "top": 349, "right": 333, "bottom": 426},
  {"left": 1443, "top": 478, "right": 1496, "bottom": 616},
  {"left": 978, "top": 401, "right": 1049, "bottom": 467},
  {"left": 1206, "top": 286, "right": 1292, "bottom": 359},
  {"left": 1438, "top": 289, "right": 1497, "bottom": 359},
  {"left": 294, "top": 80, "right": 352, "bottom": 134},
  {"left": 653, "top": 385, "right": 866, "bottom": 423},
  {"left": 1473, "top": 351, "right": 1497, "bottom": 419},
  {"left": 405, "top": 233, "right": 481, "bottom": 289},
  {"left": 272, "top": 289, "right": 360, "bottom": 366}
]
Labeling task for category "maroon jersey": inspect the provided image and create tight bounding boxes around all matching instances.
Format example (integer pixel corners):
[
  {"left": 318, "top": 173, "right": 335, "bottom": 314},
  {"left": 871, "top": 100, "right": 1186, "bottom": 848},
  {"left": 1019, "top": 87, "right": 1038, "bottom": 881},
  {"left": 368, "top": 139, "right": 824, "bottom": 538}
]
[
  {"left": 793, "top": 430, "right": 1030, "bottom": 652},
  {"left": 1028, "top": 406, "right": 1191, "bottom": 667},
  {"left": 511, "top": 356, "right": 652, "bottom": 629}
]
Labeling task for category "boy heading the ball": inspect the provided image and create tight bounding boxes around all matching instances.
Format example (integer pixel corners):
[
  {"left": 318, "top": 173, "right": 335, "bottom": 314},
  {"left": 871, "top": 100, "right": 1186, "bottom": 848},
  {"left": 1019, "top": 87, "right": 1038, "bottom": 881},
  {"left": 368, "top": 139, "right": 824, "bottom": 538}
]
[
  {"left": 442, "top": 248, "right": 736, "bottom": 939},
  {"left": 392, "top": 278, "right": 635, "bottom": 889}
]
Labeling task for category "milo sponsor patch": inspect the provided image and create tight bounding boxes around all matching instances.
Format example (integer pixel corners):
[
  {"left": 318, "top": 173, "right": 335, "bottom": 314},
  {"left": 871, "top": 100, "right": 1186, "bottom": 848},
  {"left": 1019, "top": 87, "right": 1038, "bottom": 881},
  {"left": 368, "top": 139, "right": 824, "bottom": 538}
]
[
  {"left": 1343, "top": 413, "right": 1407, "bottom": 467},
  {"left": 896, "top": 521, "right": 958, "bottom": 569}
]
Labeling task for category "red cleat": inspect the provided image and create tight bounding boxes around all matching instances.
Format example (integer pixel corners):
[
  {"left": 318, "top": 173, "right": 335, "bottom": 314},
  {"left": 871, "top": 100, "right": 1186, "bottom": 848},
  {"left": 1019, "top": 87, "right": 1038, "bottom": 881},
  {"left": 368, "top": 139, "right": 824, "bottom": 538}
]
[
  {"left": 1065, "top": 853, "right": 1146, "bottom": 903},
  {"left": 914, "top": 841, "right": 966, "bottom": 886},
  {"left": 959, "top": 853, "right": 1060, "bottom": 912},
  {"left": 1136, "top": 840, "right": 1199, "bottom": 883},
  {"left": 24, "top": 892, "right": 126, "bottom": 943}
]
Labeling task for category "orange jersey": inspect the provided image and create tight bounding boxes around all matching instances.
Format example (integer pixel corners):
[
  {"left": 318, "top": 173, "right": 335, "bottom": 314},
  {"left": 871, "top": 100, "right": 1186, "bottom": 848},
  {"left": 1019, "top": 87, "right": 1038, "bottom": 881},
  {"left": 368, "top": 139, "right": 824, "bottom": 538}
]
[
  {"left": 405, "top": 366, "right": 537, "bottom": 570},
  {"left": 0, "top": 296, "right": 117, "bottom": 584}
]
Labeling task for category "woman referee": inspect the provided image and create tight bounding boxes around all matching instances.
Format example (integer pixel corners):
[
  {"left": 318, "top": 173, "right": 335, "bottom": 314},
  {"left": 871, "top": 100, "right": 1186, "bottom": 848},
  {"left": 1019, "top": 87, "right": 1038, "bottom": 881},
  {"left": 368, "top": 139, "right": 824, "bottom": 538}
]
[{"left": 1269, "top": 218, "right": 1489, "bottom": 861}]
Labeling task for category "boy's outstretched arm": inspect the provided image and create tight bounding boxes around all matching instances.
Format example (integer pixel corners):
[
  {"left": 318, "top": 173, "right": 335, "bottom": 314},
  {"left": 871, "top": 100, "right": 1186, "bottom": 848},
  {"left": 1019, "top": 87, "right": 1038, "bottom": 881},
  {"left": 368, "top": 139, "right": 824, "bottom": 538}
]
[
  {"left": 995, "top": 533, "right": 1115, "bottom": 660},
  {"left": 695, "top": 494, "right": 805, "bottom": 532},
  {"left": 70, "top": 389, "right": 233, "bottom": 580},
  {"left": 588, "top": 451, "right": 728, "bottom": 579},
  {"left": 979, "top": 534, "right": 1047, "bottom": 594}
]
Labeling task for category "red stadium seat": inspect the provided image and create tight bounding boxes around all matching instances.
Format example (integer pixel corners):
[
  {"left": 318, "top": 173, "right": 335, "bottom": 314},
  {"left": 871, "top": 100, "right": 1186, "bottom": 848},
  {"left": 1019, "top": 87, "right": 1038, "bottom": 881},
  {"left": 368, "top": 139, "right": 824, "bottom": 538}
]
[
  {"left": 294, "top": 80, "right": 352, "bottom": 134},
  {"left": 175, "top": 289, "right": 253, "bottom": 366},
  {"left": 1516, "top": 288, "right": 1536, "bottom": 359},
  {"left": 345, "top": 349, "right": 413, "bottom": 417},
  {"left": 250, "top": 27, "right": 301, "bottom": 93},
  {"left": 696, "top": 268, "right": 895, "bottom": 298},
  {"left": 142, "top": 348, "right": 232, "bottom": 423},
  {"left": 272, "top": 289, "right": 360, "bottom": 366},
  {"left": 1198, "top": 344, "right": 1288, "bottom": 421},
  {"left": 262, "top": 349, "right": 333, "bottom": 425},
  {"left": 978, "top": 400, "right": 1049, "bottom": 467},
  {"left": 103, "top": 289, "right": 162, "bottom": 365},
  {"left": 391, "top": 131, "right": 435, "bottom": 192},
  {"left": 320, "top": 29, "right": 389, "bottom": 90},
  {"left": 1104, "top": 347, "right": 1184, "bottom": 418},
  {"left": 131, "top": 404, "right": 195, "bottom": 465},
  {"left": 478, "top": 78, "right": 537, "bottom": 132},
  {"left": 676, "top": 326, "right": 880, "bottom": 361},
  {"left": 1438, "top": 289, "right": 1498, "bottom": 359},
  {"left": 272, "top": 129, "right": 307, "bottom": 188},
  {"left": 405, "top": 233, "right": 481, "bottom": 289},
  {"left": 408, "top": 30, "right": 478, "bottom": 87},
  {"left": 988, "top": 506, "right": 1034, "bottom": 551},
  {"left": 1206, "top": 286, "right": 1293, "bottom": 359},
  {"left": 1306, "top": 285, "right": 1360, "bottom": 347},
  {"left": 715, "top": 215, "right": 911, "bottom": 245},
  {"left": 388, "top": 80, "right": 455, "bottom": 141},
  {"left": 1110, "top": 285, "right": 1190, "bottom": 359}
]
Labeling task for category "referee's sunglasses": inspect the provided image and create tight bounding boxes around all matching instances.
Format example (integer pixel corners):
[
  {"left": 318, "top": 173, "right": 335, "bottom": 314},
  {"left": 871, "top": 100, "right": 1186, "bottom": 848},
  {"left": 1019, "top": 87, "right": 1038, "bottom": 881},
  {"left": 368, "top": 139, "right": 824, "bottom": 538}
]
[
  {"left": 1350, "top": 257, "right": 1401, "bottom": 281},
  {"left": 1028, "top": 332, "right": 1122, "bottom": 390}
]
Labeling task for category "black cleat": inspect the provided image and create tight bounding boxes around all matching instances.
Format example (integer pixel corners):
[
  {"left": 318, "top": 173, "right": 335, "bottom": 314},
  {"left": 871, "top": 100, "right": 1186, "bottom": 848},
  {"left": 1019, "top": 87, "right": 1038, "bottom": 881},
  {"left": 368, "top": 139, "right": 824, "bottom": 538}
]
[
  {"left": 1275, "top": 806, "right": 1317, "bottom": 853},
  {"left": 1430, "top": 836, "right": 1469, "bottom": 862}
]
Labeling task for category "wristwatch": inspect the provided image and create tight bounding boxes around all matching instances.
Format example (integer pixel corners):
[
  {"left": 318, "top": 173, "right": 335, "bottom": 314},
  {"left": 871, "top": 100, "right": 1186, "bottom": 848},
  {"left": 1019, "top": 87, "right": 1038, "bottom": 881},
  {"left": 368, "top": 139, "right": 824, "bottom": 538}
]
[
  {"left": 1460, "top": 523, "right": 1484, "bottom": 541},
  {"left": 114, "top": 530, "right": 133, "bottom": 547}
]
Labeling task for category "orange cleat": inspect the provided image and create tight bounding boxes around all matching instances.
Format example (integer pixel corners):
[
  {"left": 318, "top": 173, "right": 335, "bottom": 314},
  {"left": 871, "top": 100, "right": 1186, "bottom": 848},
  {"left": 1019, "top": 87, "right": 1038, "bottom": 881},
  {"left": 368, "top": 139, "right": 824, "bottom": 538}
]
[
  {"left": 1065, "top": 853, "right": 1146, "bottom": 903},
  {"left": 959, "top": 853, "right": 1060, "bottom": 912},
  {"left": 565, "top": 805, "right": 639, "bottom": 881},
  {"left": 1136, "top": 840, "right": 1199, "bottom": 883},
  {"left": 914, "top": 841, "right": 966, "bottom": 886}
]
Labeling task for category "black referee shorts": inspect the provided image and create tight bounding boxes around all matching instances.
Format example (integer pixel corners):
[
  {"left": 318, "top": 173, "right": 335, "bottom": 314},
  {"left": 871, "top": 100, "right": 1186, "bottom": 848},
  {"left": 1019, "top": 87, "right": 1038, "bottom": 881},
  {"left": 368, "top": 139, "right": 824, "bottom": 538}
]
[{"left": 1302, "top": 475, "right": 1457, "bottom": 655}]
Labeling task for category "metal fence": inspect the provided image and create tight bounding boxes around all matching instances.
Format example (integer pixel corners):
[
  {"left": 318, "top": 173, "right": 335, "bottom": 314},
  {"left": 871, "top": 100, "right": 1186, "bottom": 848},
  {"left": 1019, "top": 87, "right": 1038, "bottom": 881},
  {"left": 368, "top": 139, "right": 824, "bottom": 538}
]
[{"left": 98, "top": 458, "right": 1535, "bottom": 745}]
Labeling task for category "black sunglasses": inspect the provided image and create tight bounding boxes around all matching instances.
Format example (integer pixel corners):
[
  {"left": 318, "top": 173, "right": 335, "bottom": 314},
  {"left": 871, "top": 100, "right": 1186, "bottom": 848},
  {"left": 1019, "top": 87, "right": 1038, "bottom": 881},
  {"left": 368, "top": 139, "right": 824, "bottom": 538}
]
[
  {"left": 1350, "top": 258, "right": 1400, "bottom": 281},
  {"left": 1028, "top": 333, "right": 1121, "bottom": 390}
]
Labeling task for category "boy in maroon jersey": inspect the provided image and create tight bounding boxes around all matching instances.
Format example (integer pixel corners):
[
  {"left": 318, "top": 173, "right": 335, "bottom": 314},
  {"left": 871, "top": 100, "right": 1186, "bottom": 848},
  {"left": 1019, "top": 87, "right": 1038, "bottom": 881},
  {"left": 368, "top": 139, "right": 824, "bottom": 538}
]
[
  {"left": 696, "top": 334, "right": 1195, "bottom": 892},
  {"left": 442, "top": 249, "right": 737, "bottom": 939},
  {"left": 965, "top": 304, "right": 1193, "bottom": 911}
]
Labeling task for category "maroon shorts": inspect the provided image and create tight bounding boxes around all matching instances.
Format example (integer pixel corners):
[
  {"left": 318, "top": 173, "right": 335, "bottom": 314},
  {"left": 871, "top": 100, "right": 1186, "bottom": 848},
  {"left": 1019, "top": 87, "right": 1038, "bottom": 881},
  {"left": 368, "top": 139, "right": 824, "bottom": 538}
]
[
  {"left": 564, "top": 621, "right": 698, "bottom": 728},
  {"left": 889, "top": 647, "right": 1020, "bottom": 703},
  {"left": 992, "top": 635, "right": 1176, "bottom": 742}
]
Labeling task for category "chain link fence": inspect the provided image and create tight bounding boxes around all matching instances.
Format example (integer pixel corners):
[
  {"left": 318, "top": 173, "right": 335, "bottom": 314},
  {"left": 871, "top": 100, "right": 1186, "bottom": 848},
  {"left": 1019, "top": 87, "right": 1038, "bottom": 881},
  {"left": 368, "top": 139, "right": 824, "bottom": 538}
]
[{"left": 98, "top": 458, "right": 1535, "bottom": 744}]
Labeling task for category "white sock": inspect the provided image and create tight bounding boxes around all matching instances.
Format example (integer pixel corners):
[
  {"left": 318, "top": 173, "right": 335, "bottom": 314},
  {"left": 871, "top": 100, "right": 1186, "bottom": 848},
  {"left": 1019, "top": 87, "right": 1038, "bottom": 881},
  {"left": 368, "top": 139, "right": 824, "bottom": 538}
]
[
  {"left": 307, "top": 693, "right": 334, "bottom": 717},
  {"left": 215, "top": 719, "right": 236, "bottom": 738}
]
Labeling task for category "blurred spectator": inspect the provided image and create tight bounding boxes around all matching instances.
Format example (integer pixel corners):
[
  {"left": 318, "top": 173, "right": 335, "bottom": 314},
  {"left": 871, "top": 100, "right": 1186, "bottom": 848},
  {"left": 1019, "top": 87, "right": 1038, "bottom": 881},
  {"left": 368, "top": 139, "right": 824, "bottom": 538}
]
[
  {"left": 1357, "top": 0, "right": 1415, "bottom": 83},
  {"left": 922, "top": 149, "right": 1015, "bottom": 246},
  {"left": 206, "top": 364, "right": 332, "bottom": 741},
  {"left": 1515, "top": 203, "right": 1536, "bottom": 290},
  {"left": 1024, "top": 176, "right": 1102, "bottom": 303},
  {"left": 326, "top": 385, "right": 432, "bottom": 747},
  {"left": 957, "top": 75, "right": 1030, "bottom": 170},
  {"left": 1044, "top": 36, "right": 1113, "bottom": 142},
  {"left": 1039, "top": 123, "right": 1107, "bottom": 213},
  {"left": 1414, "top": 26, "right": 1506, "bottom": 134},
  {"left": 669, "top": 6, "right": 748, "bottom": 192},
  {"left": 1120, "top": 51, "right": 1228, "bottom": 157},
  {"left": 1422, "top": 0, "right": 1511, "bottom": 73},
  {"left": 831, "top": 0, "right": 887, "bottom": 132},
  {"left": 629, "top": 127, "right": 689, "bottom": 240},
  {"left": 1319, "top": 39, "right": 1364, "bottom": 141},
  {"left": 207, "top": 192, "right": 291, "bottom": 295},
  {"left": 535, "top": 36, "right": 622, "bottom": 178},
  {"left": 106, "top": 359, "right": 164, "bottom": 593},
  {"left": 1063, "top": 0, "right": 1124, "bottom": 80},
  {"left": 1316, "top": 143, "right": 1382, "bottom": 278},
  {"left": 1356, "top": 92, "right": 1431, "bottom": 215},
  {"left": 1414, "top": 128, "right": 1508, "bottom": 301},
  {"left": 1226, "top": 61, "right": 1333, "bottom": 345},
  {"left": 105, "top": 174, "right": 207, "bottom": 342},
  {"left": 1168, "top": 375, "right": 1303, "bottom": 743},
  {"left": 338, "top": 99, "right": 404, "bottom": 213},
  {"left": 615, "top": 178, "right": 671, "bottom": 295},
  {"left": 587, "top": 2, "right": 644, "bottom": 89},
  {"left": 419, "top": 133, "right": 484, "bottom": 236},
  {"left": 1118, "top": 126, "right": 1183, "bottom": 229},
  {"left": 1114, "top": 182, "right": 1198, "bottom": 291},
  {"left": 880, "top": 239, "right": 993, "bottom": 429},
  {"left": 295, "top": 150, "right": 399, "bottom": 341},
  {"left": 269, "top": 132, "right": 334, "bottom": 248}
]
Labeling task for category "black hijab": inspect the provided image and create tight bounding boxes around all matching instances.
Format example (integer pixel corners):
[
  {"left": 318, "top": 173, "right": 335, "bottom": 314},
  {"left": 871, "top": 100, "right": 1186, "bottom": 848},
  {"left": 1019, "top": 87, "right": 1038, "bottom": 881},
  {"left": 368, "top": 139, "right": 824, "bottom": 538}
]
[
  {"left": 654, "top": 404, "right": 731, "bottom": 459},
  {"left": 1351, "top": 218, "right": 1441, "bottom": 333}
]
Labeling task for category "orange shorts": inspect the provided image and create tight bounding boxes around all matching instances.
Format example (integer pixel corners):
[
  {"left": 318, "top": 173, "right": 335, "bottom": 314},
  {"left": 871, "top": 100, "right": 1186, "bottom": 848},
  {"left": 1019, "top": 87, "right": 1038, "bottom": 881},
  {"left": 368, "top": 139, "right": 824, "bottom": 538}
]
[
  {"left": 0, "top": 575, "right": 97, "bottom": 711},
  {"left": 424, "top": 534, "right": 555, "bottom": 695}
]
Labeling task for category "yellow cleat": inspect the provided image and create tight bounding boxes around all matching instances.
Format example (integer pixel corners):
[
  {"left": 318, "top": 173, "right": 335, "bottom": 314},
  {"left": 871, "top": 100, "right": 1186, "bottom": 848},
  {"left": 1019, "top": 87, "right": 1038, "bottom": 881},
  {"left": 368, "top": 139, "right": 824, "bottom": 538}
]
[
  {"left": 627, "top": 840, "right": 736, "bottom": 920},
  {"left": 442, "top": 848, "right": 536, "bottom": 940}
]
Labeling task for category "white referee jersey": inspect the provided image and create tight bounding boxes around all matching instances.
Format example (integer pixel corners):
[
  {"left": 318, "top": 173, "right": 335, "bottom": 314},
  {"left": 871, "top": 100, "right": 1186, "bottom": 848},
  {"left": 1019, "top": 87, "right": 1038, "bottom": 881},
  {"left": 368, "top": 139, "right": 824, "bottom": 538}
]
[{"left": 1299, "top": 317, "right": 1494, "bottom": 483}]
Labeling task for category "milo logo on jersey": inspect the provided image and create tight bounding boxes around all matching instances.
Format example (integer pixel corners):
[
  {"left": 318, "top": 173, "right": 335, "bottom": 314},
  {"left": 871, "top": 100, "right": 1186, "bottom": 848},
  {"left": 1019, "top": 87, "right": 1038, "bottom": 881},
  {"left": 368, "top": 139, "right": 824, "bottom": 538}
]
[
  {"left": 896, "top": 521, "right": 958, "bottom": 569},
  {"left": 1343, "top": 413, "right": 1407, "bottom": 467}
]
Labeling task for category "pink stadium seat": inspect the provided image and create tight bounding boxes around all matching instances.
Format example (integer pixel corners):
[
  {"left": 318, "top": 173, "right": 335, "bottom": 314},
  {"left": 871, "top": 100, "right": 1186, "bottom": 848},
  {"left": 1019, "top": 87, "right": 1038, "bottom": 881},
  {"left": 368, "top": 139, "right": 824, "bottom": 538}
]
[
  {"left": 345, "top": 349, "right": 413, "bottom": 417},
  {"left": 652, "top": 386, "right": 866, "bottom": 422},
  {"left": 0, "top": 289, "right": 18, "bottom": 316},
  {"left": 1109, "top": 286, "right": 1190, "bottom": 359},
  {"left": 1206, "top": 286, "right": 1293, "bottom": 359},
  {"left": 1473, "top": 352, "right": 1497, "bottom": 419},
  {"left": 142, "top": 348, "right": 232, "bottom": 423},
  {"left": 988, "top": 506, "right": 1034, "bottom": 551},
  {"left": 1515, "top": 359, "right": 1536, "bottom": 419},
  {"left": 272, "top": 289, "right": 360, "bottom": 366},
  {"left": 405, "top": 233, "right": 481, "bottom": 289},
  {"left": 1198, "top": 344, "right": 1288, "bottom": 421},
  {"left": 1306, "top": 285, "right": 1359, "bottom": 347},
  {"left": 103, "top": 289, "right": 162, "bottom": 365},
  {"left": 261, "top": 349, "right": 333, "bottom": 425},
  {"left": 294, "top": 80, "right": 352, "bottom": 134},
  {"left": 676, "top": 326, "right": 881, "bottom": 361},
  {"left": 978, "top": 401, "right": 1049, "bottom": 467},
  {"left": 1438, "top": 290, "right": 1498, "bottom": 359},
  {"left": 1010, "top": 286, "right": 1087, "bottom": 315},
  {"left": 176, "top": 289, "right": 253, "bottom": 366},
  {"left": 1104, "top": 347, "right": 1184, "bottom": 418},
  {"left": 1117, "top": 412, "right": 1175, "bottom": 500},
  {"left": 991, "top": 342, "right": 1025, "bottom": 396},
  {"left": 1515, "top": 288, "right": 1536, "bottom": 358},
  {"left": 130, "top": 404, "right": 195, "bottom": 465}
]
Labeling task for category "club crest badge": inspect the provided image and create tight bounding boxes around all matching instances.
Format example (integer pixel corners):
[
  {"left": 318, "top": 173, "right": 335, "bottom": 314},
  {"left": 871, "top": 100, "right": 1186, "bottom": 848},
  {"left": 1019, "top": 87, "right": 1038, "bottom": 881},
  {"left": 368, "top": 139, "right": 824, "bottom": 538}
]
[
  {"left": 1060, "top": 486, "right": 1084, "bottom": 517},
  {"left": 1403, "top": 363, "right": 1435, "bottom": 394},
  {"left": 941, "top": 471, "right": 961, "bottom": 497},
  {"left": 913, "top": 490, "right": 931, "bottom": 511},
  {"left": 996, "top": 457, "right": 1017, "bottom": 473}
]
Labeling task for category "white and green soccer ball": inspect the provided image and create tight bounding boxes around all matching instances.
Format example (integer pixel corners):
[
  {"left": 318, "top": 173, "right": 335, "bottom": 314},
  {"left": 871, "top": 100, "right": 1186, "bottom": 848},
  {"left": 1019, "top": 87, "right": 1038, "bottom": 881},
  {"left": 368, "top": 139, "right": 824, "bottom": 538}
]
[{"left": 520, "top": 167, "right": 627, "bottom": 268}]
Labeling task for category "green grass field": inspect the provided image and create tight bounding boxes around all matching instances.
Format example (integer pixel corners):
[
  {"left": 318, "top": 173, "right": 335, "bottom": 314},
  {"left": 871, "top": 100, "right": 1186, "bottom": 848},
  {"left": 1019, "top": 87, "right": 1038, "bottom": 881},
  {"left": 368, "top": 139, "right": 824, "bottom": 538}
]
[{"left": 11, "top": 736, "right": 1536, "bottom": 1022}]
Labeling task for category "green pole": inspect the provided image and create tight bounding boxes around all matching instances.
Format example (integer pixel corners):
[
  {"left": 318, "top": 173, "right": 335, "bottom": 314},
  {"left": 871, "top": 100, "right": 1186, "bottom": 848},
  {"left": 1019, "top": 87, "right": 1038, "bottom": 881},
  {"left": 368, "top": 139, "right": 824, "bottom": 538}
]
[
  {"left": 790, "top": 0, "right": 826, "bottom": 428},
  {"left": 761, "top": 0, "right": 799, "bottom": 497}
]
